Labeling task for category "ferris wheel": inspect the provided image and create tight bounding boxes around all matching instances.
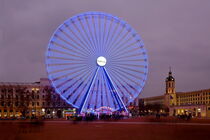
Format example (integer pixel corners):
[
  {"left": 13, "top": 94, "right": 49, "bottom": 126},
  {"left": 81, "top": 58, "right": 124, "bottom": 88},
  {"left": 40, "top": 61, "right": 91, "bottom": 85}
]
[{"left": 46, "top": 12, "right": 148, "bottom": 113}]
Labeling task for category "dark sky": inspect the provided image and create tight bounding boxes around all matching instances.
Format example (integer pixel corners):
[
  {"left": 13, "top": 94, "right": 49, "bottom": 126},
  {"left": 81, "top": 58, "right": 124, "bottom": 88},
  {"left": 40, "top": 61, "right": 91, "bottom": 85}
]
[{"left": 0, "top": 0, "right": 210, "bottom": 98}]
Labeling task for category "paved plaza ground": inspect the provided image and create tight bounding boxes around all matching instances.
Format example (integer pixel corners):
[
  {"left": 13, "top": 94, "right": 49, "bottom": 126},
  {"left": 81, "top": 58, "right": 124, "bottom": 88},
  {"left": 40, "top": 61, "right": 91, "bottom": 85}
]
[{"left": 1, "top": 117, "right": 210, "bottom": 140}]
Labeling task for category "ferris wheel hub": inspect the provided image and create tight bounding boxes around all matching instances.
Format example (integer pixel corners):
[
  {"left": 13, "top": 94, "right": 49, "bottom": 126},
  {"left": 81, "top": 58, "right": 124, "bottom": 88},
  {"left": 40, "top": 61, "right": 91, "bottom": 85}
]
[{"left": 97, "top": 56, "right": 107, "bottom": 66}]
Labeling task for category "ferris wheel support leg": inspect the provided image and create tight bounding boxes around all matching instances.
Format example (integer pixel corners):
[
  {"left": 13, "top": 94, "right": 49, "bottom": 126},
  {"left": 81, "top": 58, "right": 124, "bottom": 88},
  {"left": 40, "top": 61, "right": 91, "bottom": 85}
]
[
  {"left": 79, "top": 67, "right": 99, "bottom": 114},
  {"left": 103, "top": 67, "right": 128, "bottom": 113}
]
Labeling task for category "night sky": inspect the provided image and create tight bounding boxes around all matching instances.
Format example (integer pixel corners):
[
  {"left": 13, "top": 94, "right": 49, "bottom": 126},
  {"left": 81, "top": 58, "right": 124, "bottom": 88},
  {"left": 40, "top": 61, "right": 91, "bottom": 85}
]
[{"left": 0, "top": 0, "right": 210, "bottom": 98}]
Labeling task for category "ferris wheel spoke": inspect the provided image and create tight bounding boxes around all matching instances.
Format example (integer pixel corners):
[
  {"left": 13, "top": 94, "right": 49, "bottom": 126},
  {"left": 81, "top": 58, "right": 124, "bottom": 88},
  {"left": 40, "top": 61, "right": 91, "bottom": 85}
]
[
  {"left": 51, "top": 65, "right": 93, "bottom": 83},
  {"left": 104, "top": 23, "right": 125, "bottom": 55},
  {"left": 111, "top": 59, "right": 146, "bottom": 63},
  {"left": 110, "top": 43, "right": 142, "bottom": 59},
  {"left": 87, "top": 77, "right": 100, "bottom": 111},
  {"left": 103, "top": 67, "right": 128, "bottom": 112},
  {"left": 85, "top": 83, "right": 94, "bottom": 110},
  {"left": 100, "top": 74, "right": 103, "bottom": 108},
  {"left": 100, "top": 70, "right": 108, "bottom": 108},
  {"left": 92, "top": 16, "right": 100, "bottom": 53},
  {"left": 78, "top": 18, "right": 97, "bottom": 54},
  {"left": 47, "top": 58, "right": 83, "bottom": 65},
  {"left": 105, "top": 75, "right": 118, "bottom": 110},
  {"left": 82, "top": 82, "right": 94, "bottom": 110},
  {"left": 73, "top": 81, "right": 91, "bottom": 106},
  {"left": 111, "top": 64, "right": 147, "bottom": 75},
  {"left": 100, "top": 16, "right": 107, "bottom": 53},
  {"left": 48, "top": 48, "right": 84, "bottom": 59},
  {"left": 89, "top": 81, "right": 99, "bottom": 111},
  {"left": 72, "top": 82, "right": 89, "bottom": 106},
  {"left": 109, "top": 68, "right": 140, "bottom": 96},
  {"left": 58, "top": 27, "right": 93, "bottom": 56},
  {"left": 112, "top": 50, "right": 144, "bottom": 61},
  {"left": 111, "top": 46, "right": 146, "bottom": 60},
  {"left": 47, "top": 56, "right": 84, "bottom": 62},
  {"left": 48, "top": 66, "right": 85, "bottom": 75},
  {"left": 61, "top": 67, "right": 94, "bottom": 97},
  {"left": 102, "top": 72, "right": 113, "bottom": 109},
  {"left": 54, "top": 35, "right": 89, "bottom": 57},
  {"left": 87, "top": 79, "right": 98, "bottom": 110},
  {"left": 112, "top": 62, "right": 147, "bottom": 70},
  {"left": 51, "top": 41, "right": 87, "bottom": 59},
  {"left": 111, "top": 52, "right": 146, "bottom": 60},
  {"left": 65, "top": 79, "right": 85, "bottom": 100},
  {"left": 110, "top": 66, "right": 145, "bottom": 81},
  {"left": 86, "top": 16, "right": 99, "bottom": 52},
  {"left": 71, "top": 21, "right": 95, "bottom": 55},
  {"left": 47, "top": 54, "right": 82, "bottom": 61},
  {"left": 103, "top": 17, "right": 114, "bottom": 53},
  {"left": 106, "top": 29, "right": 130, "bottom": 56},
  {"left": 96, "top": 15, "right": 103, "bottom": 54},
  {"left": 103, "top": 70, "right": 118, "bottom": 109},
  {"left": 95, "top": 79, "right": 100, "bottom": 109},
  {"left": 98, "top": 16, "right": 103, "bottom": 54},
  {"left": 105, "top": 68, "right": 128, "bottom": 98},
  {"left": 54, "top": 33, "right": 90, "bottom": 57},
  {"left": 79, "top": 67, "right": 99, "bottom": 113},
  {"left": 103, "top": 21, "right": 120, "bottom": 55},
  {"left": 108, "top": 32, "right": 132, "bottom": 55},
  {"left": 65, "top": 21, "right": 94, "bottom": 54},
  {"left": 107, "top": 69, "right": 134, "bottom": 98},
  {"left": 69, "top": 20, "right": 93, "bottom": 54},
  {"left": 47, "top": 62, "right": 86, "bottom": 67},
  {"left": 108, "top": 30, "right": 137, "bottom": 55},
  {"left": 48, "top": 65, "right": 87, "bottom": 75},
  {"left": 52, "top": 69, "right": 92, "bottom": 90},
  {"left": 98, "top": 71, "right": 104, "bottom": 109},
  {"left": 111, "top": 37, "right": 142, "bottom": 55},
  {"left": 72, "top": 70, "right": 96, "bottom": 106},
  {"left": 93, "top": 72, "right": 101, "bottom": 109},
  {"left": 109, "top": 67, "right": 142, "bottom": 87},
  {"left": 93, "top": 16, "right": 104, "bottom": 54},
  {"left": 111, "top": 79, "right": 129, "bottom": 104},
  {"left": 67, "top": 81, "right": 84, "bottom": 102},
  {"left": 84, "top": 17, "right": 98, "bottom": 53},
  {"left": 66, "top": 70, "right": 93, "bottom": 101}
]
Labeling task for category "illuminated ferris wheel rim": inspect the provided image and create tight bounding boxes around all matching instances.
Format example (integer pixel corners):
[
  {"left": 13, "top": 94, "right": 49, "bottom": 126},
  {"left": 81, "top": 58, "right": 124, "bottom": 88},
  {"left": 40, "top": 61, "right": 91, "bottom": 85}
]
[{"left": 46, "top": 11, "right": 148, "bottom": 113}]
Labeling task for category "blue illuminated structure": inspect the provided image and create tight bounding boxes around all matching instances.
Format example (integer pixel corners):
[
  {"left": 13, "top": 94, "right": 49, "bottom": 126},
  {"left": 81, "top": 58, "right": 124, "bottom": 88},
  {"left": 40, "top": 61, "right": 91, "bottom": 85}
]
[{"left": 46, "top": 12, "right": 148, "bottom": 114}]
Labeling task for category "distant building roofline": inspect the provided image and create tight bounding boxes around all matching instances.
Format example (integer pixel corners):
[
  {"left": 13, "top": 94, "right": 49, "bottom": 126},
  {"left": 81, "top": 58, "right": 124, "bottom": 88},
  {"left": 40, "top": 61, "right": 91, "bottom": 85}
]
[{"left": 0, "top": 78, "right": 50, "bottom": 86}]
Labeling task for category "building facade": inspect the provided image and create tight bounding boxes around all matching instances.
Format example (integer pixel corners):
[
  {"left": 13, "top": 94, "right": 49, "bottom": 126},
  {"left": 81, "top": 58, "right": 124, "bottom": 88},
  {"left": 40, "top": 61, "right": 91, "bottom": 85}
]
[
  {"left": 140, "top": 69, "right": 210, "bottom": 117},
  {"left": 0, "top": 78, "right": 72, "bottom": 118}
]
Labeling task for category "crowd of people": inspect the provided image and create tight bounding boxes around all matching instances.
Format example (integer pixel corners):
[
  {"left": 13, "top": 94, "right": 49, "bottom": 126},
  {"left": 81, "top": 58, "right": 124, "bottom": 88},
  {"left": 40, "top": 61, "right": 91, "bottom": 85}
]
[{"left": 67, "top": 113, "right": 126, "bottom": 122}]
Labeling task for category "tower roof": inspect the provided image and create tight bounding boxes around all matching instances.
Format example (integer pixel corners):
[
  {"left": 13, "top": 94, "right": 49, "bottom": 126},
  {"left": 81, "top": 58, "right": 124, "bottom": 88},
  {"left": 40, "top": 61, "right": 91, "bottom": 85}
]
[{"left": 166, "top": 67, "right": 175, "bottom": 81}]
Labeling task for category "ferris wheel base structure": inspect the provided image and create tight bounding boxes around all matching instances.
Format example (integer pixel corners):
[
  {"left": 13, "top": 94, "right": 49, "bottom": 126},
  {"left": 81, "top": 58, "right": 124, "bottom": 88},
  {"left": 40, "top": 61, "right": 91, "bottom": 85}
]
[
  {"left": 46, "top": 12, "right": 148, "bottom": 115},
  {"left": 78, "top": 64, "right": 128, "bottom": 114}
]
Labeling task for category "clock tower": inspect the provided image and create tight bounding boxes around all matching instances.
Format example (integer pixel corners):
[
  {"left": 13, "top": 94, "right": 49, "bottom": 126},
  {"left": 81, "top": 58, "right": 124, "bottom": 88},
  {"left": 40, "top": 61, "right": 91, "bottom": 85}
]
[{"left": 164, "top": 67, "right": 176, "bottom": 107}]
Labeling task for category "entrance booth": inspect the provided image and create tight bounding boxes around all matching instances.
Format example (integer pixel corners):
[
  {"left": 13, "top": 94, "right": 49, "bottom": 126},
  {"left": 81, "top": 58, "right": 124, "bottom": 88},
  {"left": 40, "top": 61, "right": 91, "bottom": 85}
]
[{"left": 64, "top": 109, "right": 76, "bottom": 120}]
